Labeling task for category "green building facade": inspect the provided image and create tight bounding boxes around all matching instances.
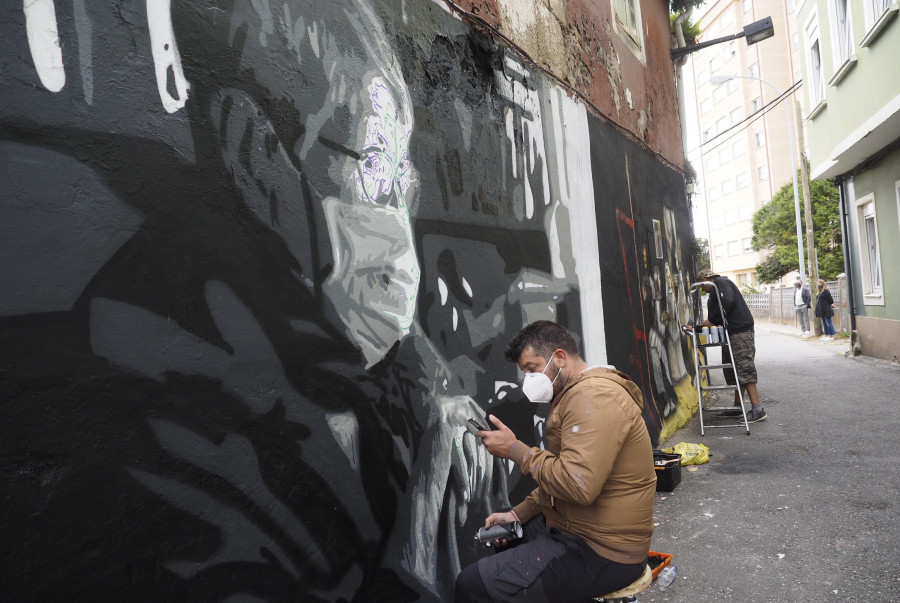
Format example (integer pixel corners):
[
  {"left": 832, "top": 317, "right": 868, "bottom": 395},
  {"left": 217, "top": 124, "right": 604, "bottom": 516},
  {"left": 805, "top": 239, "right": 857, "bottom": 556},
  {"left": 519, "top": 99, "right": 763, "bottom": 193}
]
[{"left": 797, "top": 0, "right": 900, "bottom": 361}]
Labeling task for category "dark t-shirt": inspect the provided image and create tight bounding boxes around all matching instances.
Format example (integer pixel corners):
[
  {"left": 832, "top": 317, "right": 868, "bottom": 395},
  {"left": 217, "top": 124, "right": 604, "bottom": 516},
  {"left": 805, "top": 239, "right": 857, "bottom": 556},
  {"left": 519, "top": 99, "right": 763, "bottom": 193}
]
[{"left": 706, "top": 276, "right": 754, "bottom": 334}]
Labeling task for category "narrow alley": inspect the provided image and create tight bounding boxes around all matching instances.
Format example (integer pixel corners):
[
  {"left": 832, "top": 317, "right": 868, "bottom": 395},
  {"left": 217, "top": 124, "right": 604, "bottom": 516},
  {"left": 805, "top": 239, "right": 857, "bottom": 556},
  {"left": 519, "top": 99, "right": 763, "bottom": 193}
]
[{"left": 647, "top": 324, "right": 900, "bottom": 602}]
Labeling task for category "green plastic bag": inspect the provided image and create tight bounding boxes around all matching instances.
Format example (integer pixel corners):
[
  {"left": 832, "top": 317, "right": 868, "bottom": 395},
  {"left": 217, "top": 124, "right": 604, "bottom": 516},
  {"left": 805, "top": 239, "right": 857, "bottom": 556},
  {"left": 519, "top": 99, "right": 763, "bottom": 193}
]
[{"left": 661, "top": 442, "right": 710, "bottom": 466}]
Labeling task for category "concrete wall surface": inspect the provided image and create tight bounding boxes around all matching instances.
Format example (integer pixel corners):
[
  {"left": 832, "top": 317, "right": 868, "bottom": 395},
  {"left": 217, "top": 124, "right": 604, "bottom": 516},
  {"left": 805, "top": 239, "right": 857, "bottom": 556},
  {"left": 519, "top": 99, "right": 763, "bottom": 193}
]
[{"left": 0, "top": 0, "right": 696, "bottom": 600}]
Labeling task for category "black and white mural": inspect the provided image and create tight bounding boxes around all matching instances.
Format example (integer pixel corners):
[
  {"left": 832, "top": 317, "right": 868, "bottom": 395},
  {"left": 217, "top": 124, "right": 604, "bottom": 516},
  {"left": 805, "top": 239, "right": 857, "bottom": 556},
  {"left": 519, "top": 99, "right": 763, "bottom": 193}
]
[{"left": 0, "top": 0, "right": 695, "bottom": 600}]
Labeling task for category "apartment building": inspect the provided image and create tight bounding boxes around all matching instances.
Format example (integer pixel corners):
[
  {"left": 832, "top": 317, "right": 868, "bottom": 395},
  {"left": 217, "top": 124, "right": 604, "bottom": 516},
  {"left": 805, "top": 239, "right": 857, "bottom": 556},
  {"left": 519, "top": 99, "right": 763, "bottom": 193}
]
[
  {"left": 691, "top": 0, "right": 804, "bottom": 290},
  {"left": 796, "top": 0, "right": 900, "bottom": 361}
]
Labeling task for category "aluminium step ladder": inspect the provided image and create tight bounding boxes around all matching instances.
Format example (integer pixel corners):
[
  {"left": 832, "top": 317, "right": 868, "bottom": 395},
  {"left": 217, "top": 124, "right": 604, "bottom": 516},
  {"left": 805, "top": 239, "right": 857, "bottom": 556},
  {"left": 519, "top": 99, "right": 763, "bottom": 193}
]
[{"left": 686, "top": 280, "right": 751, "bottom": 436}]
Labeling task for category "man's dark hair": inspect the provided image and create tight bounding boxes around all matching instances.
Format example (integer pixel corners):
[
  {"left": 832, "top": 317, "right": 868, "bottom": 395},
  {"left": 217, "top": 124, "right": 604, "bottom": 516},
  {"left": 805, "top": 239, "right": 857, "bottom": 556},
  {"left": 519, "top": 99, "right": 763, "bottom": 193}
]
[{"left": 504, "top": 320, "right": 581, "bottom": 363}]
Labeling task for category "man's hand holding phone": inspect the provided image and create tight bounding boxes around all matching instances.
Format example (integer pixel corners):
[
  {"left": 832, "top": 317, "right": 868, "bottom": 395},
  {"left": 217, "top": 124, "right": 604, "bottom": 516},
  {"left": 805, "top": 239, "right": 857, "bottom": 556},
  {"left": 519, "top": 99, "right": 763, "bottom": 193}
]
[{"left": 471, "top": 414, "right": 517, "bottom": 460}]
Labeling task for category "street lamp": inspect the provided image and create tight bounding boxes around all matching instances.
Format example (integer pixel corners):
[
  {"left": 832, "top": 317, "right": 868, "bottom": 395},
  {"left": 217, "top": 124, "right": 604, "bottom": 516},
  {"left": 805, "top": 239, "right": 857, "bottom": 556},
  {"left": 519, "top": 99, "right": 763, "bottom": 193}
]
[
  {"left": 709, "top": 73, "right": 806, "bottom": 286},
  {"left": 671, "top": 17, "right": 775, "bottom": 59}
]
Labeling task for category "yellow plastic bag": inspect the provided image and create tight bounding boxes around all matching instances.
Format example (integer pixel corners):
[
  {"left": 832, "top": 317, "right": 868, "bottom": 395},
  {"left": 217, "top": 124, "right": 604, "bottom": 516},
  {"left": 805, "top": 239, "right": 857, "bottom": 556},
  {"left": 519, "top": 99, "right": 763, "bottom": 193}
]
[{"left": 661, "top": 442, "right": 710, "bottom": 466}]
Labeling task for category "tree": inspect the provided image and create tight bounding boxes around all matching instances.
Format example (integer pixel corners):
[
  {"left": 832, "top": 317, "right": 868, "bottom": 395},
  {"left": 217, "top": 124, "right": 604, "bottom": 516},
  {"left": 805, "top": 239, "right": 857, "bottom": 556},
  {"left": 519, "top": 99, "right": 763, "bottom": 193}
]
[
  {"left": 751, "top": 176, "right": 843, "bottom": 283},
  {"left": 670, "top": 0, "right": 706, "bottom": 13},
  {"left": 692, "top": 237, "right": 710, "bottom": 273},
  {"left": 670, "top": 12, "right": 701, "bottom": 45}
]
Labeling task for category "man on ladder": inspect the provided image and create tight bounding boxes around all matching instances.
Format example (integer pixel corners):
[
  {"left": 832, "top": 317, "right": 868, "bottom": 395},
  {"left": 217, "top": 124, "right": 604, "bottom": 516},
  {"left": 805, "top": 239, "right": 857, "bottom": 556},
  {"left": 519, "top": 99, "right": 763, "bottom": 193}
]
[{"left": 695, "top": 269, "right": 767, "bottom": 423}]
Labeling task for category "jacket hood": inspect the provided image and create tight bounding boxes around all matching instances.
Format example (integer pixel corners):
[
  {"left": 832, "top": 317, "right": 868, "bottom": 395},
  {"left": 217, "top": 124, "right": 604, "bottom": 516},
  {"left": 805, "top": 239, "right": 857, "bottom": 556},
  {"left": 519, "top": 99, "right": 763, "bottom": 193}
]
[{"left": 556, "top": 366, "right": 644, "bottom": 410}]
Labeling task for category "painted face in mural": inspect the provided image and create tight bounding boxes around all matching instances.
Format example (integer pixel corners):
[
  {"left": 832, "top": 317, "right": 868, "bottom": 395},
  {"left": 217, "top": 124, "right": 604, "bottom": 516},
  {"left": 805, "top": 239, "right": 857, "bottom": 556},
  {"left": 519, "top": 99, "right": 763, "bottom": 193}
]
[{"left": 321, "top": 75, "right": 420, "bottom": 366}]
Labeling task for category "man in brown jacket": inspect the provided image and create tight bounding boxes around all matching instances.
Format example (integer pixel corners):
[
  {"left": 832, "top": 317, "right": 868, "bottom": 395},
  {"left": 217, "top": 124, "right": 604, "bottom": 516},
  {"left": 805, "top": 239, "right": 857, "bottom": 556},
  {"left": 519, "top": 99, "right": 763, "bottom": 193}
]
[{"left": 455, "top": 321, "right": 656, "bottom": 603}]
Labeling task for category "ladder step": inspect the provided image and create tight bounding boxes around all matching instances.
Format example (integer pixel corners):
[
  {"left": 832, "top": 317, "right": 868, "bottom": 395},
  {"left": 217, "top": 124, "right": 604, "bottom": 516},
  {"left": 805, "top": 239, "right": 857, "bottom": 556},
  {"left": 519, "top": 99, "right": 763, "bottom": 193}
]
[
  {"left": 700, "top": 363, "right": 731, "bottom": 370},
  {"left": 702, "top": 424, "right": 750, "bottom": 430},
  {"left": 703, "top": 406, "right": 744, "bottom": 412},
  {"left": 701, "top": 385, "right": 738, "bottom": 391}
]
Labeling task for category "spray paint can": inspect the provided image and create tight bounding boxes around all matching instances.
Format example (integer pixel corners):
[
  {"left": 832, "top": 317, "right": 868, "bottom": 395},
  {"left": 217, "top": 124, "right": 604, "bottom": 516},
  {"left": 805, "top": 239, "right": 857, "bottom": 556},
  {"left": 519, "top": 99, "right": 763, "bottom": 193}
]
[{"left": 475, "top": 521, "right": 523, "bottom": 546}]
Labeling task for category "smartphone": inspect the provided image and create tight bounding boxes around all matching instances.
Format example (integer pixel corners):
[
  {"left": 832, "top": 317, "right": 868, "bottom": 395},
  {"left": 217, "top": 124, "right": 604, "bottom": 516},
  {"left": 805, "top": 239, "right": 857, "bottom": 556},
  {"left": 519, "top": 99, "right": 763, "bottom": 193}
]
[{"left": 466, "top": 418, "right": 489, "bottom": 435}]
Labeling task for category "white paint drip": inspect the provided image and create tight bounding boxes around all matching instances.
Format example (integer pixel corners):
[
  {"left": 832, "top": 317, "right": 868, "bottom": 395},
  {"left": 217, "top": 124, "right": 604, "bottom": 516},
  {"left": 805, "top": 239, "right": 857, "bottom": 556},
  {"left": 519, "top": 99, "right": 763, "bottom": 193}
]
[
  {"left": 461, "top": 277, "right": 473, "bottom": 298},
  {"left": 24, "top": 0, "right": 66, "bottom": 92},
  {"left": 147, "top": 0, "right": 190, "bottom": 113},
  {"left": 438, "top": 277, "right": 448, "bottom": 306}
]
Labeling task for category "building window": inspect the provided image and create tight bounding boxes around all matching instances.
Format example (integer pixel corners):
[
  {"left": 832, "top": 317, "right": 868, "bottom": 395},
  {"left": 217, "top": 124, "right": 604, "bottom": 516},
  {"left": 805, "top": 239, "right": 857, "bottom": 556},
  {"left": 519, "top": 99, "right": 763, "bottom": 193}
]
[
  {"left": 791, "top": 31, "right": 800, "bottom": 50},
  {"left": 751, "top": 97, "right": 762, "bottom": 113},
  {"left": 720, "top": 8, "right": 734, "bottom": 28},
  {"left": 748, "top": 62, "right": 759, "bottom": 78},
  {"left": 696, "top": 68, "right": 707, "bottom": 85},
  {"left": 722, "top": 179, "right": 734, "bottom": 195},
  {"left": 702, "top": 129, "right": 712, "bottom": 142},
  {"left": 739, "top": 205, "right": 753, "bottom": 221},
  {"left": 700, "top": 98, "right": 712, "bottom": 114},
  {"left": 806, "top": 17, "right": 826, "bottom": 107},
  {"left": 742, "top": 0, "right": 752, "bottom": 14},
  {"left": 719, "top": 147, "right": 731, "bottom": 164},
  {"left": 725, "top": 209, "right": 737, "bottom": 224},
  {"left": 856, "top": 194, "right": 883, "bottom": 299},
  {"left": 710, "top": 54, "right": 723, "bottom": 74},
  {"left": 736, "top": 172, "right": 749, "bottom": 189},
  {"left": 716, "top": 116, "right": 729, "bottom": 134},
  {"left": 710, "top": 214, "right": 723, "bottom": 229},
  {"left": 728, "top": 240, "right": 740, "bottom": 256},
  {"left": 713, "top": 84, "right": 727, "bottom": 103},
  {"left": 742, "top": 238, "right": 753, "bottom": 253},
  {"left": 726, "top": 78, "right": 739, "bottom": 93},
  {"left": 754, "top": 130, "right": 766, "bottom": 147},
  {"left": 613, "top": 0, "right": 643, "bottom": 50},
  {"left": 733, "top": 139, "right": 747, "bottom": 156},
  {"left": 724, "top": 41, "right": 737, "bottom": 62},
  {"left": 864, "top": 0, "right": 896, "bottom": 35},
  {"left": 708, "top": 185, "right": 721, "bottom": 201},
  {"left": 758, "top": 165, "right": 769, "bottom": 181},
  {"left": 830, "top": 0, "right": 854, "bottom": 66},
  {"left": 731, "top": 107, "right": 744, "bottom": 125},
  {"left": 714, "top": 244, "right": 725, "bottom": 258}
]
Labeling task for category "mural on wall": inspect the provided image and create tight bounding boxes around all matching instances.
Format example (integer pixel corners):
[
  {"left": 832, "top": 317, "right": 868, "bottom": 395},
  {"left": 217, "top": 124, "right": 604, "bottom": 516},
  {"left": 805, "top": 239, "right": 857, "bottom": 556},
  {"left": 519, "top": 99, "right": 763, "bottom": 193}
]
[
  {"left": 0, "top": 0, "right": 694, "bottom": 600},
  {"left": 589, "top": 138, "right": 698, "bottom": 439}
]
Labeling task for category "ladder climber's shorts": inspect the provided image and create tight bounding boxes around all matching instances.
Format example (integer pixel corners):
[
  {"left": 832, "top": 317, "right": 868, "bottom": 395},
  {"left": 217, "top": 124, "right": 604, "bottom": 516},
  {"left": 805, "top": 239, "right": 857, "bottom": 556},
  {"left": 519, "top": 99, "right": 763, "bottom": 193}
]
[{"left": 722, "top": 330, "right": 757, "bottom": 385}]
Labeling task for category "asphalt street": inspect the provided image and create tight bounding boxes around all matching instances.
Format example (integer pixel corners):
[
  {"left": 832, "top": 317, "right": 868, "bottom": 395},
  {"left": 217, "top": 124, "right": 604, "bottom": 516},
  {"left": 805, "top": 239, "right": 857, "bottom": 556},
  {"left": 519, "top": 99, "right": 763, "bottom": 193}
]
[{"left": 645, "top": 322, "right": 900, "bottom": 602}]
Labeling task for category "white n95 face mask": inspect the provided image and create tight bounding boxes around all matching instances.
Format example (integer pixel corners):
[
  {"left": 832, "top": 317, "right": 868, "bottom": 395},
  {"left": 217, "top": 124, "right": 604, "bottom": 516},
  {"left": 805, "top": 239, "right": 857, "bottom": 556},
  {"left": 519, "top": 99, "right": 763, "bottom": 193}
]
[{"left": 521, "top": 357, "right": 561, "bottom": 403}]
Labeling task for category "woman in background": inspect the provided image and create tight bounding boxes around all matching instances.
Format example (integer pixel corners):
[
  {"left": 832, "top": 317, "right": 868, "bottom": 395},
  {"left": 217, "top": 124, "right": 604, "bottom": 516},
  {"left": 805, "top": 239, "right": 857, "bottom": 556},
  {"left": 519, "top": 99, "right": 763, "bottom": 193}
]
[{"left": 815, "top": 279, "right": 836, "bottom": 341}]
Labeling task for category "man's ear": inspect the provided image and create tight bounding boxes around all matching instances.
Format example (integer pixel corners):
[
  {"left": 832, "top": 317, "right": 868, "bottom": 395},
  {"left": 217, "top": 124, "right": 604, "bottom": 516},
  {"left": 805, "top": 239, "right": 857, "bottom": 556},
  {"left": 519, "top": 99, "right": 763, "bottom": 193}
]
[
  {"left": 208, "top": 89, "right": 315, "bottom": 275},
  {"left": 552, "top": 348, "right": 568, "bottom": 367}
]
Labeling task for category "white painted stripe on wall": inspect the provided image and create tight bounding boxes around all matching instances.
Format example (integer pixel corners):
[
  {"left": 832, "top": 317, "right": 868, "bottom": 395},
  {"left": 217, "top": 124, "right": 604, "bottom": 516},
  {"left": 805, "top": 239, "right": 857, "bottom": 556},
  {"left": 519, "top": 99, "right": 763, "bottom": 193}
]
[
  {"left": 147, "top": 0, "right": 190, "bottom": 113},
  {"left": 24, "top": 0, "right": 66, "bottom": 92}
]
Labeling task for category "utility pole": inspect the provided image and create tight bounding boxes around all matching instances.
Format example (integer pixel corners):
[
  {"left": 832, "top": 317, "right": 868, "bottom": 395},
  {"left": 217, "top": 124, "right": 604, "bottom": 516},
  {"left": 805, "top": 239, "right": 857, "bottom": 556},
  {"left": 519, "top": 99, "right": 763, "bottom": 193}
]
[{"left": 796, "top": 103, "right": 819, "bottom": 335}]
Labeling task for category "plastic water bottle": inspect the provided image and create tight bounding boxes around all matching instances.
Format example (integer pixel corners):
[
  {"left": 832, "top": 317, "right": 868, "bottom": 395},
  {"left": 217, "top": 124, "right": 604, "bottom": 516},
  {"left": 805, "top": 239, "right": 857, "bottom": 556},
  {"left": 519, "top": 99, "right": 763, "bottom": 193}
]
[{"left": 657, "top": 565, "right": 677, "bottom": 590}]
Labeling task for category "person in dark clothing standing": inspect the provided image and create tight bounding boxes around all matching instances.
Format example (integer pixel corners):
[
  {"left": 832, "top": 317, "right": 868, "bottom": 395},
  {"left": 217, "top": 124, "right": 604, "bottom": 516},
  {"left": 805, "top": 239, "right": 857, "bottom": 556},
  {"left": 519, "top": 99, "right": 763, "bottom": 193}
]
[
  {"left": 815, "top": 279, "right": 837, "bottom": 341},
  {"left": 690, "top": 269, "right": 766, "bottom": 423}
]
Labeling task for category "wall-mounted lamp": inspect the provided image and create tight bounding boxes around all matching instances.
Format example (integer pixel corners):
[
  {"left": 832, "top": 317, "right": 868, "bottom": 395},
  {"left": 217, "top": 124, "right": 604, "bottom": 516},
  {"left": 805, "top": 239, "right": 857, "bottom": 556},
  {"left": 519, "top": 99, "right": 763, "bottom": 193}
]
[{"left": 671, "top": 16, "right": 774, "bottom": 59}]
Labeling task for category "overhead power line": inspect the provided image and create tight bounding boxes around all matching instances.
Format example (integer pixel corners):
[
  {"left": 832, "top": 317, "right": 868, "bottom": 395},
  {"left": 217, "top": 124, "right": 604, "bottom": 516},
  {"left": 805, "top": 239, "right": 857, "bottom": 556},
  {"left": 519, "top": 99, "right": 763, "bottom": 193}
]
[{"left": 691, "top": 79, "right": 804, "bottom": 157}]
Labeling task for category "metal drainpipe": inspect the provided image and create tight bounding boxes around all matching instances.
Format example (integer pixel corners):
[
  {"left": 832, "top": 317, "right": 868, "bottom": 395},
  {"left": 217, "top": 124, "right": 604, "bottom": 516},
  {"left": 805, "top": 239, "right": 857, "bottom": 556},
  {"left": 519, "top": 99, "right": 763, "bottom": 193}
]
[{"left": 837, "top": 179, "right": 856, "bottom": 331}]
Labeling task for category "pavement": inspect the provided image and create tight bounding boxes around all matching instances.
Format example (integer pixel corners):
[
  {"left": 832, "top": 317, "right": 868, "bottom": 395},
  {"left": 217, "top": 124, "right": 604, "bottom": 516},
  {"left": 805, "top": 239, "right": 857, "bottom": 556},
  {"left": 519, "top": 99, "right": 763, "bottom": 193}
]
[{"left": 644, "top": 321, "right": 900, "bottom": 602}]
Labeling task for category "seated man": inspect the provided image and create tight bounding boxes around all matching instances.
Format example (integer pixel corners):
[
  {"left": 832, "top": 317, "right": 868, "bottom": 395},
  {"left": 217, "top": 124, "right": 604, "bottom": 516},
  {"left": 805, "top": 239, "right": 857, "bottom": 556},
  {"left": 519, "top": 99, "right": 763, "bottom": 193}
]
[{"left": 456, "top": 321, "right": 656, "bottom": 603}]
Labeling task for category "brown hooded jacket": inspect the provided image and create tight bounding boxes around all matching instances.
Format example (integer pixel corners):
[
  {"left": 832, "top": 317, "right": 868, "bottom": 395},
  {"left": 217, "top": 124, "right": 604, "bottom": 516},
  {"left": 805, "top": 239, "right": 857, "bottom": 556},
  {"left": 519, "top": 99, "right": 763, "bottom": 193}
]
[{"left": 509, "top": 367, "right": 656, "bottom": 564}]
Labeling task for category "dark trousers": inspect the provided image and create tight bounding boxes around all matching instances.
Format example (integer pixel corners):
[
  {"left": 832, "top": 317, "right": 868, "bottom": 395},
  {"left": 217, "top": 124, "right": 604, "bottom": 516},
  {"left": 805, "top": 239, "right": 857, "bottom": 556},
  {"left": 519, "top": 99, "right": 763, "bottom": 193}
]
[{"left": 455, "top": 515, "right": 645, "bottom": 603}]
